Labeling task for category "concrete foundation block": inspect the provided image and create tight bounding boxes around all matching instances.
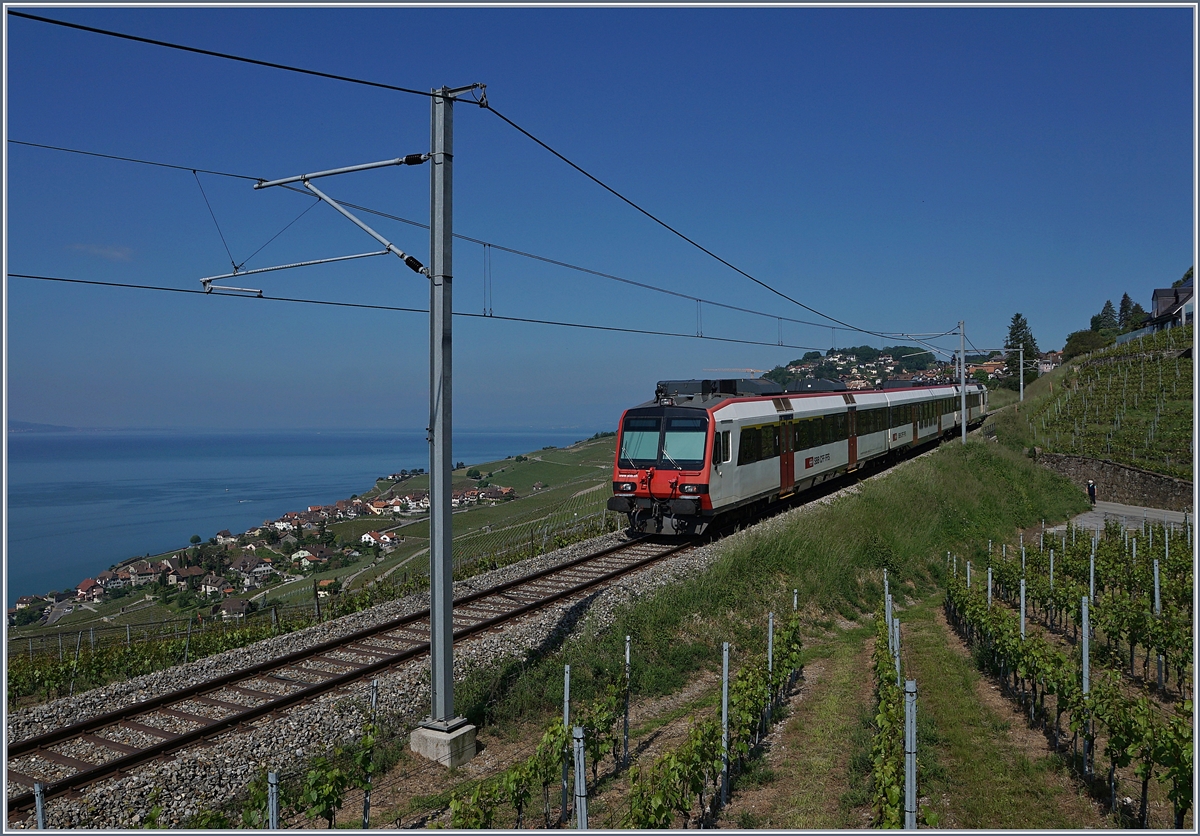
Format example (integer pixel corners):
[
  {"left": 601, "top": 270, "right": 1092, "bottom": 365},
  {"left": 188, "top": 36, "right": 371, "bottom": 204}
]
[{"left": 410, "top": 723, "right": 477, "bottom": 769}]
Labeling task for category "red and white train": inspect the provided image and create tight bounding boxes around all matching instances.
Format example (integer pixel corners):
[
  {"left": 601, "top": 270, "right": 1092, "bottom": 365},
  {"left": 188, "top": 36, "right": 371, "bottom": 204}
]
[{"left": 608, "top": 377, "right": 987, "bottom": 534}]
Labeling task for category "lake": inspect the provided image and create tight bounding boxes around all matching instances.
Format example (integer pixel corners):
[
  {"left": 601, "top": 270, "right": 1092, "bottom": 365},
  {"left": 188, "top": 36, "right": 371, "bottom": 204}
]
[{"left": 5, "top": 429, "right": 593, "bottom": 605}]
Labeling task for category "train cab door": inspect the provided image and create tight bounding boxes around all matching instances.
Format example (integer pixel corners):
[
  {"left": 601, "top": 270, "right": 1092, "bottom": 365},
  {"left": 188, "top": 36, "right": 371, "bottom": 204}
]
[
  {"left": 779, "top": 417, "right": 794, "bottom": 496},
  {"left": 847, "top": 407, "right": 858, "bottom": 468}
]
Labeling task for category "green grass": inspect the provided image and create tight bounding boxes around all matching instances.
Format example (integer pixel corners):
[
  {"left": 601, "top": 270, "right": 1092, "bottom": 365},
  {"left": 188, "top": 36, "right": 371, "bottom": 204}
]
[
  {"left": 899, "top": 597, "right": 1108, "bottom": 829},
  {"left": 768, "top": 623, "right": 874, "bottom": 828},
  {"left": 986, "top": 386, "right": 1020, "bottom": 411},
  {"left": 451, "top": 439, "right": 1089, "bottom": 735}
]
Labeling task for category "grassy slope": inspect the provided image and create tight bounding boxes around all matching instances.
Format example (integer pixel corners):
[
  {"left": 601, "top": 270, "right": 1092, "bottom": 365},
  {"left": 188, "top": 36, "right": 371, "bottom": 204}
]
[{"left": 456, "top": 439, "right": 1089, "bottom": 729}]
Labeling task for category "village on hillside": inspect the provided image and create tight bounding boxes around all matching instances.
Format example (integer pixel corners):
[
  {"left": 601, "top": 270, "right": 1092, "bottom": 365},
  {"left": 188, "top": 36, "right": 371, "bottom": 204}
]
[{"left": 9, "top": 471, "right": 519, "bottom": 628}]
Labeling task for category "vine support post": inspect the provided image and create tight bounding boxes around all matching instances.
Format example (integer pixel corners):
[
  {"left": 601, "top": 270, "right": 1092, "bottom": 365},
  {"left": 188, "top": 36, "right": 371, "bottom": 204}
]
[
  {"left": 126, "top": 624, "right": 131, "bottom": 647},
  {"left": 1020, "top": 580, "right": 1026, "bottom": 640},
  {"left": 893, "top": 617, "right": 902, "bottom": 689},
  {"left": 904, "top": 680, "right": 917, "bottom": 830},
  {"left": 623, "top": 635, "right": 631, "bottom": 769},
  {"left": 1081, "top": 596, "right": 1092, "bottom": 777},
  {"left": 966, "top": 561, "right": 971, "bottom": 589},
  {"left": 268, "top": 771, "right": 279, "bottom": 829},
  {"left": 561, "top": 664, "right": 570, "bottom": 824},
  {"left": 721, "top": 642, "right": 729, "bottom": 808},
  {"left": 1089, "top": 550, "right": 1095, "bottom": 603},
  {"left": 184, "top": 621, "right": 192, "bottom": 665},
  {"left": 767, "top": 612, "right": 775, "bottom": 720},
  {"left": 886, "top": 594, "right": 894, "bottom": 654},
  {"left": 363, "top": 678, "right": 378, "bottom": 829},
  {"left": 793, "top": 588, "right": 798, "bottom": 611},
  {"left": 34, "top": 782, "right": 45, "bottom": 830},
  {"left": 1153, "top": 560, "right": 1162, "bottom": 690},
  {"left": 572, "top": 726, "right": 588, "bottom": 830},
  {"left": 987, "top": 568, "right": 993, "bottom": 610}
]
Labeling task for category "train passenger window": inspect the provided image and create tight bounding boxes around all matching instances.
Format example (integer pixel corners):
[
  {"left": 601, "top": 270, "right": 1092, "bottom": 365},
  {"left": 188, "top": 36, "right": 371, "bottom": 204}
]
[
  {"left": 738, "top": 426, "right": 760, "bottom": 465},
  {"left": 793, "top": 420, "right": 805, "bottom": 450},
  {"left": 619, "top": 415, "right": 661, "bottom": 468}
]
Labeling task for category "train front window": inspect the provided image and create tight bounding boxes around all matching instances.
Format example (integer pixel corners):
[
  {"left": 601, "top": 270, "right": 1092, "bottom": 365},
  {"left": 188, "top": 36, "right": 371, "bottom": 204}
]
[
  {"left": 619, "top": 415, "right": 661, "bottom": 468},
  {"left": 661, "top": 416, "right": 708, "bottom": 470}
]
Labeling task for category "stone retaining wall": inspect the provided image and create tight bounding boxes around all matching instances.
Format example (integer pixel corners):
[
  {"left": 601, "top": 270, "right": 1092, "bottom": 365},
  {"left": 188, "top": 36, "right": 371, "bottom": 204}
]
[{"left": 1036, "top": 452, "right": 1194, "bottom": 512}]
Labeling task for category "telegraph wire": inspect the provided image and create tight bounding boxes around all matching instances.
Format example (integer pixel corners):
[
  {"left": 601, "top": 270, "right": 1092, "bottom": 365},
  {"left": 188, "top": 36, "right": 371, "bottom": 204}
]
[
  {"left": 6, "top": 11, "right": 436, "bottom": 98},
  {"left": 9, "top": 12, "right": 936, "bottom": 343},
  {"left": 10, "top": 138, "right": 951, "bottom": 342},
  {"left": 8, "top": 273, "right": 831, "bottom": 352}
]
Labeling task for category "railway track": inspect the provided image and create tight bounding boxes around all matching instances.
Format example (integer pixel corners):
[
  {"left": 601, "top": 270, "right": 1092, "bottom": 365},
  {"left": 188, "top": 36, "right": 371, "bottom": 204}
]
[{"left": 6, "top": 536, "right": 692, "bottom": 819}]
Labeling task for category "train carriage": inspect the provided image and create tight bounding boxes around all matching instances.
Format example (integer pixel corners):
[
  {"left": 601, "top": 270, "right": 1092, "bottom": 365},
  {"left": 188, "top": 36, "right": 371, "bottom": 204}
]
[{"left": 608, "top": 377, "right": 987, "bottom": 534}]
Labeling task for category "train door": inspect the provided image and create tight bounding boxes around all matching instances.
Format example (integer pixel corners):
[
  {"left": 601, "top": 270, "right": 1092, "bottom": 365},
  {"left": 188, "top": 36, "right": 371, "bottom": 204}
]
[
  {"left": 847, "top": 407, "right": 857, "bottom": 468},
  {"left": 779, "top": 418, "right": 794, "bottom": 496},
  {"left": 911, "top": 404, "right": 918, "bottom": 446}
]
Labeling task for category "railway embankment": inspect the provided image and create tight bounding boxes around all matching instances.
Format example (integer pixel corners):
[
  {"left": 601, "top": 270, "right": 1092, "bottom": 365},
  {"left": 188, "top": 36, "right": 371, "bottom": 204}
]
[{"left": 9, "top": 438, "right": 1094, "bottom": 828}]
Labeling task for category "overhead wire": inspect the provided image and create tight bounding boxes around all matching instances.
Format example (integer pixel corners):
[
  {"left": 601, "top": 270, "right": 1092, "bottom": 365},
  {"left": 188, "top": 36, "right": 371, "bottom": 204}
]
[
  {"left": 192, "top": 171, "right": 237, "bottom": 272},
  {"left": 8, "top": 11, "right": 954, "bottom": 345},
  {"left": 6, "top": 11, "right": 435, "bottom": 98},
  {"left": 8, "top": 273, "right": 831, "bottom": 352},
  {"left": 7, "top": 139, "right": 263, "bottom": 181},
  {"left": 10, "top": 138, "right": 950, "bottom": 343}
]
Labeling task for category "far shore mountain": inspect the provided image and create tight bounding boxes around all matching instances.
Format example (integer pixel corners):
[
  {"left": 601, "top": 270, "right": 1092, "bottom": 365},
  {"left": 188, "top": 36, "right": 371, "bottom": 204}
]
[{"left": 8, "top": 420, "right": 78, "bottom": 433}]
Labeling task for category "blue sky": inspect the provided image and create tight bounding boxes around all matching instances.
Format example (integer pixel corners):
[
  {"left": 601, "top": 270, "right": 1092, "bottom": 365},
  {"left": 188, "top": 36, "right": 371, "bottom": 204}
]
[{"left": 4, "top": 6, "right": 1195, "bottom": 432}]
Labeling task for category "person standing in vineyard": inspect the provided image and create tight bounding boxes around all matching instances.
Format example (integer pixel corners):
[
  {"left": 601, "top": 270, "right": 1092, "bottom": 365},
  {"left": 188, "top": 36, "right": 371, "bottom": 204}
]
[{"left": 1087, "top": 479, "right": 1097, "bottom": 505}]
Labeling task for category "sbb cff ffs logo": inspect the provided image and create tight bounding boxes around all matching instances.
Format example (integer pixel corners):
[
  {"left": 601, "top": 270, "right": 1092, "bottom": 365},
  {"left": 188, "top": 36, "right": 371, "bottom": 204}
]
[{"left": 804, "top": 452, "right": 831, "bottom": 469}]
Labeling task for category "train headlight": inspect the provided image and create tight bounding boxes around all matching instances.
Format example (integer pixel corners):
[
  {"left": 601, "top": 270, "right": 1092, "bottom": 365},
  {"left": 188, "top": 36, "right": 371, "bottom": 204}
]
[
  {"left": 619, "top": 482, "right": 635, "bottom": 492},
  {"left": 680, "top": 484, "right": 699, "bottom": 494}
]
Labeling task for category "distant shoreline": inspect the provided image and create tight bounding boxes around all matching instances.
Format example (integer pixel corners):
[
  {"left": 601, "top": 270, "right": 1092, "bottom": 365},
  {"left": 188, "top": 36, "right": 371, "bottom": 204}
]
[{"left": 7, "top": 429, "right": 607, "bottom": 606}]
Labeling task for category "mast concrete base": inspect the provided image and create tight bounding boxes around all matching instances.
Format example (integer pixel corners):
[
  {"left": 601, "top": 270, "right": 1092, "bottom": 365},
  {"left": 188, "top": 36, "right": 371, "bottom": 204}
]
[{"left": 410, "top": 722, "right": 477, "bottom": 768}]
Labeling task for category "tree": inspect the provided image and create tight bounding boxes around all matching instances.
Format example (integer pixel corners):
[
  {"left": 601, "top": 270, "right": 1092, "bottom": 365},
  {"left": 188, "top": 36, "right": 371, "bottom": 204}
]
[
  {"left": 189, "top": 534, "right": 202, "bottom": 545},
  {"left": 1090, "top": 300, "right": 1118, "bottom": 332},
  {"left": 1172, "top": 265, "right": 1193, "bottom": 289},
  {"left": 802, "top": 350, "right": 823, "bottom": 361},
  {"left": 1062, "top": 329, "right": 1113, "bottom": 361},
  {"left": 1003, "top": 313, "right": 1039, "bottom": 385},
  {"left": 1118, "top": 293, "right": 1134, "bottom": 329},
  {"left": 1128, "top": 302, "right": 1148, "bottom": 330}
]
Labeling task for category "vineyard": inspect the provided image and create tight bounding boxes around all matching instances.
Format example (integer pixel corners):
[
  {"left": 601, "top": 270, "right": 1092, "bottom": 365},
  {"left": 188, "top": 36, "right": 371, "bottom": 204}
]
[
  {"left": 944, "top": 516, "right": 1193, "bottom": 828},
  {"left": 1023, "top": 325, "right": 1193, "bottom": 480},
  {"left": 154, "top": 611, "right": 807, "bottom": 829}
]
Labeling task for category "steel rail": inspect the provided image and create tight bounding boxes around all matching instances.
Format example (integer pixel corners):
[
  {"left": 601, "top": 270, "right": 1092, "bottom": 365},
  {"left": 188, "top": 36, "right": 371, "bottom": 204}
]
[{"left": 6, "top": 537, "right": 689, "bottom": 817}]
